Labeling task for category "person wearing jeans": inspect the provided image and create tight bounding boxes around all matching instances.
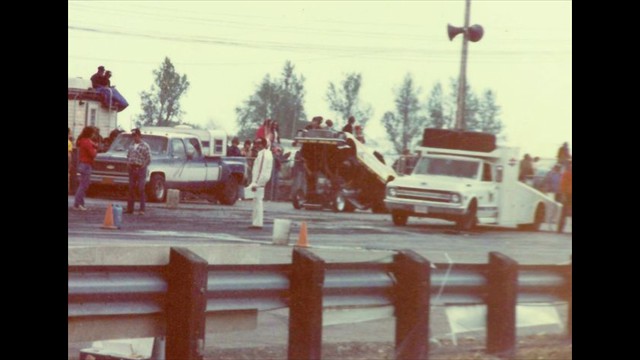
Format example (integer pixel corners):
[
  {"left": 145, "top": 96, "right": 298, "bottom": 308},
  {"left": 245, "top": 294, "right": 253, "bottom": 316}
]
[
  {"left": 126, "top": 128, "right": 151, "bottom": 215},
  {"left": 73, "top": 126, "right": 98, "bottom": 211}
]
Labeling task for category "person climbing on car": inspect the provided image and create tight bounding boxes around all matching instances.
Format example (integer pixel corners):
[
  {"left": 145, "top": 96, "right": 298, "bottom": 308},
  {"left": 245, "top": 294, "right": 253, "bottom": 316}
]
[
  {"left": 354, "top": 125, "right": 366, "bottom": 143},
  {"left": 342, "top": 116, "right": 356, "bottom": 134}
]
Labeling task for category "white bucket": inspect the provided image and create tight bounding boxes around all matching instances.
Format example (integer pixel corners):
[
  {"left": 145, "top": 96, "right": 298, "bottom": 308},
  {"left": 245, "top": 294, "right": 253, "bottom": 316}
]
[
  {"left": 272, "top": 219, "right": 292, "bottom": 245},
  {"left": 166, "top": 189, "right": 180, "bottom": 209}
]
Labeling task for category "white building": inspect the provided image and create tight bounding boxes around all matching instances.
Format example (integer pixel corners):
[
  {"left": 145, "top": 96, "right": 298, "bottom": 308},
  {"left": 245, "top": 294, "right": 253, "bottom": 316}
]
[{"left": 67, "top": 77, "right": 119, "bottom": 139}]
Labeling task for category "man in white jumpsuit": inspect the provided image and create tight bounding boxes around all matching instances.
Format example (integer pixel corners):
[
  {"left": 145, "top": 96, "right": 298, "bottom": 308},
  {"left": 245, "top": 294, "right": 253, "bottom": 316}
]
[{"left": 248, "top": 137, "right": 273, "bottom": 229}]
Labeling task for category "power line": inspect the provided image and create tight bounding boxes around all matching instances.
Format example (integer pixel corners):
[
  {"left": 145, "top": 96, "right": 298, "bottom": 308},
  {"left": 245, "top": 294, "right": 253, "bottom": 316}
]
[
  {"left": 68, "top": 2, "right": 571, "bottom": 44},
  {"left": 68, "top": 24, "right": 569, "bottom": 60}
]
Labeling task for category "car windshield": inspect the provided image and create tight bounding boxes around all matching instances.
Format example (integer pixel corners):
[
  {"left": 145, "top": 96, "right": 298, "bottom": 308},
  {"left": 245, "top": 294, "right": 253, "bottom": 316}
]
[
  {"left": 110, "top": 134, "right": 168, "bottom": 155},
  {"left": 413, "top": 157, "right": 480, "bottom": 179}
]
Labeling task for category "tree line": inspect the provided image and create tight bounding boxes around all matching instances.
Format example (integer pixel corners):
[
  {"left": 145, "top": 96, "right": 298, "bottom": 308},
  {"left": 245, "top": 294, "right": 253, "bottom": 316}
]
[{"left": 136, "top": 57, "right": 503, "bottom": 154}]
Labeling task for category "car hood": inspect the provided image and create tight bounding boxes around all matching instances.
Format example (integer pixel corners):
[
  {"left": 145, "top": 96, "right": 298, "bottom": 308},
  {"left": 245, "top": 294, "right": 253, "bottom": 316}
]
[{"left": 388, "top": 174, "right": 477, "bottom": 193}]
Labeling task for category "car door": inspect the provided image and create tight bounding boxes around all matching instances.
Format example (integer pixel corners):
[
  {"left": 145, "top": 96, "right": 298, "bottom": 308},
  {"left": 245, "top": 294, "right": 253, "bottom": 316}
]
[
  {"left": 166, "top": 138, "right": 189, "bottom": 189},
  {"left": 182, "top": 137, "right": 209, "bottom": 191},
  {"left": 477, "top": 162, "right": 499, "bottom": 223}
]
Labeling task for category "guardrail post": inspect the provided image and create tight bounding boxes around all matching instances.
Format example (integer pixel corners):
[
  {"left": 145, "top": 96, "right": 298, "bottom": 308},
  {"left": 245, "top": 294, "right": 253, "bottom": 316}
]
[
  {"left": 166, "top": 247, "right": 208, "bottom": 360},
  {"left": 288, "top": 247, "right": 325, "bottom": 360},
  {"left": 393, "top": 250, "right": 431, "bottom": 360},
  {"left": 487, "top": 252, "right": 518, "bottom": 358}
]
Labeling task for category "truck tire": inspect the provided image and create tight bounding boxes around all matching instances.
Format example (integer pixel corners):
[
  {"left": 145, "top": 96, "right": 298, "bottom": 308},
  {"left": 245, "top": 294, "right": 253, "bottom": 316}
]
[
  {"left": 217, "top": 176, "right": 239, "bottom": 205},
  {"left": 147, "top": 174, "right": 166, "bottom": 203},
  {"left": 292, "top": 189, "right": 305, "bottom": 209},
  {"left": 456, "top": 201, "right": 477, "bottom": 231},
  {"left": 392, "top": 211, "right": 408, "bottom": 226},
  {"left": 519, "top": 204, "right": 545, "bottom": 231}
]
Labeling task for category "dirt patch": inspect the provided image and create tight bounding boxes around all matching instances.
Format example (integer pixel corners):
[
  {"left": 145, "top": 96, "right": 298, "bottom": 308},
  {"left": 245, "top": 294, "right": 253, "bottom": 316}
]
[{"left": 205, "top": 334, "right": 571, "bottom": 360}]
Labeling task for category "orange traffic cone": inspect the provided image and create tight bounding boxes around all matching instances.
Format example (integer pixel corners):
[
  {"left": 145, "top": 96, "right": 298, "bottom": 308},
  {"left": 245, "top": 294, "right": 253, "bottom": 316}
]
[
  {"left": 101, "top": 204, "right": 118, "bottom": 230},
  {"left": 296, "top": 221, "right": 309, "bottom": 247}
]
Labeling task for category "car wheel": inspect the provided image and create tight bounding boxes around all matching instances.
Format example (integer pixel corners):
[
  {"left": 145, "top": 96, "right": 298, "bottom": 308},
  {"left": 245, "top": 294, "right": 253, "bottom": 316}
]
[
  {"left": 332, "top": 192, "right": 347, "bottom": 212},
  {"left": 292, "top": 189, "right": 305, "bottom": 209},
  {"left": 217, "top": 176, "right": 239, "bottom": 205},
  {"left": 392, "top": 211, "right": 408, "bottom": 226},
  {"left": 520, "top": 204, "right": 545, "bottom": 231},
  {"left": 147, "top": 174, "right": 166, "bottom": 202},
  {"left": 456, "top": 201, "right": 477, "bottom": 231}
]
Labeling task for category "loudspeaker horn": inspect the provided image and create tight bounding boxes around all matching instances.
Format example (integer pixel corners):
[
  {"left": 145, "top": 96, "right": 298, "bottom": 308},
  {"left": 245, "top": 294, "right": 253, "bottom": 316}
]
[{"left": 447, "top": 23, "right": 464, "bottom": 41}]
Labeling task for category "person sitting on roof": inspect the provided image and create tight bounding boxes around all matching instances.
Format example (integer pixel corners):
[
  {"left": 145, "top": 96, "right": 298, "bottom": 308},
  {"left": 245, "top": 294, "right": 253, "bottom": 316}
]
[
  {"left": 104, "top": 70, "right": 113, "bottom": 87},
  {"left": 90, "top": 66, "right": 106, "bottom": 88}
]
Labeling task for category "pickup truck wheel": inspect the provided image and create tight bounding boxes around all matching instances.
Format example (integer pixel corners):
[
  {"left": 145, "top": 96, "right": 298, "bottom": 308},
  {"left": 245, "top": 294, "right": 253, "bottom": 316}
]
[
  {"left": 392, "top": 211, "right": 408, "bottom": 226},
  {"left": 292, "top": 189, "right": 305, "bottom": 209},
  {"left": 519, "top": 204, "right": 545, "bottom": 231},
  {"left": 147, "top": 174, "right": 166, "bottom": 202},
  {"left": 217, "top": 176, "right": 239, "bottom": 205},
  {"left": 457, "top": 201, "right": 477, "bottom": 231}
]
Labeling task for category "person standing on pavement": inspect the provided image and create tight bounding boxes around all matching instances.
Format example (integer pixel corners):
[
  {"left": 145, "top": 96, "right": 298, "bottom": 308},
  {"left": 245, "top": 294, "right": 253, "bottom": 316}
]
[
  {"left": 73, "top": 126, "right": 99, "bottom": 211},
  {"left": 543, "top": 164, "right": 564, "bottom": 202},
  {"left": 68, "top": 128, "right": 73, "bottom": 192},
  {"left": 557, "top": 142, "right": 571, "bottom": 169},
  {"left": 227, "top": 137, "right": 242, "bottom": 157},
  {"left": 126, "top": 128, "right": 151, "bottom": 215},
  {"left": 248, "top": 137, "right": 273, "bottom": 229},
  {"left": 557, "top": 161, "right": 572, "bottom": 233}
]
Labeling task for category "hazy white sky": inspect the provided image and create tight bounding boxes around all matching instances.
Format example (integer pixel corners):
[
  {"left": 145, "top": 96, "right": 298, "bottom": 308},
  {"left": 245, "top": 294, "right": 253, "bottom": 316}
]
[{"left": 68, "top": 0, "right": 572, "bottom": 158}]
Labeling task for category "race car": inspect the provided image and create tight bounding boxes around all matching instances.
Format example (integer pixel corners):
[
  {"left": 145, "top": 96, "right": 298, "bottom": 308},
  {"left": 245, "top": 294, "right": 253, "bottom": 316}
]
[{"left": 292, "top": 128, "right": 397, "bottom": 213}]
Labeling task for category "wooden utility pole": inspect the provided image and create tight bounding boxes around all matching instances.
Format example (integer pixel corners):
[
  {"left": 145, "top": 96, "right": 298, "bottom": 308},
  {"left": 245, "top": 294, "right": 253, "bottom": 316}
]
[{"left": 455, "top": 0, "right": 472, "bottom": 130}]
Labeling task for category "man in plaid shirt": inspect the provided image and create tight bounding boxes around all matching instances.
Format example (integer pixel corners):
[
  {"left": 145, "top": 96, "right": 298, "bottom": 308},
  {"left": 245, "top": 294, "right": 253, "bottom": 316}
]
[{"left": 126, "top": 128, "right": 151, "bottom": 215}]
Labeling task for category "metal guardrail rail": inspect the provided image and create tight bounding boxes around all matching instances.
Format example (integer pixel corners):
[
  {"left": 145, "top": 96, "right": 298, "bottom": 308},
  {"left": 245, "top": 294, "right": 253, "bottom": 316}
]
[
  {"left": 68, "top": 248, "right": 571, "bottom": 360},
  {"left": 68, "top": 262, "right": 569, "bottom": 318}
]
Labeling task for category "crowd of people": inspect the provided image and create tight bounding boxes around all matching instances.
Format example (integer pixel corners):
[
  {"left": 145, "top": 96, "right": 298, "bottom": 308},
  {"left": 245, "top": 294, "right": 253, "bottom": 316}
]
[
  {"left": 228, "top": 115, "right": 367, "bottom": 228},
  {"left": 69, "top": 126, "right": 152, "bottom": 214},
  {"left": 519, "top": 142, "right": 572, "bottom": 233},
  {"left": 69, "top": 119, "right": 571, "bottom": 233}
]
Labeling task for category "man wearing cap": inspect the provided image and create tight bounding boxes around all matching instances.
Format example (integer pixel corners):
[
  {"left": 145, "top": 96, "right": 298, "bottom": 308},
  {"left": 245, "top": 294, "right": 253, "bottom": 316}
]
[
  {"left": 248, "top": 137, "right": 273, "bottom": 229},
  {"left": 126, "top": 129, "right": 151, "bottom": 215},
  {"left": 90, "top": 66, "right": 106, "bottom": 88}
]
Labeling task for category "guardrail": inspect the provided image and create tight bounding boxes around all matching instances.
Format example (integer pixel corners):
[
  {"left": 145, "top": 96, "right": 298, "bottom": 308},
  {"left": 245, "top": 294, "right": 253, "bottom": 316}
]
[{"left": 69, "top": 247, "right": 571, "bottom": 360}]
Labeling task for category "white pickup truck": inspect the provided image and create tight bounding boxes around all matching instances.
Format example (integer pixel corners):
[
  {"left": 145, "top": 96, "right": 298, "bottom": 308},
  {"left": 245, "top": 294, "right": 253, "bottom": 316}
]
[
  {"left": 90, "top": 128, "right": 248, "bottom": 204},
  {"left": 384, "top": 129, "right": 561, "bottom": 231}
]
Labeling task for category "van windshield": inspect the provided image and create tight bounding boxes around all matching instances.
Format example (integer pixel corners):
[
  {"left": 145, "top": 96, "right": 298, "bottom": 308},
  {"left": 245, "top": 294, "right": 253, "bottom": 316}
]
[
  {"left": 413, "top": 157, "right": 480, "bottom": 179},
  {"left": 110, "top": 134, "right": 168, "bottom": 155}
]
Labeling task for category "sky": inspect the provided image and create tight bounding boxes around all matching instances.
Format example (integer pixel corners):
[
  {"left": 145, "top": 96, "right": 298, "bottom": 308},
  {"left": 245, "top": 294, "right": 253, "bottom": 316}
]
[{"left": 68, "top": 0, "right": 572, "bottom": 159}]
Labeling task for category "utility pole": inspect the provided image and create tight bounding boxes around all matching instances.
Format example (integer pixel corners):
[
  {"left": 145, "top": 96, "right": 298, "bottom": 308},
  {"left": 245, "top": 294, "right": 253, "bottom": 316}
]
[{"left": 448, "top": 0, "right": 484, "bottom": 130}]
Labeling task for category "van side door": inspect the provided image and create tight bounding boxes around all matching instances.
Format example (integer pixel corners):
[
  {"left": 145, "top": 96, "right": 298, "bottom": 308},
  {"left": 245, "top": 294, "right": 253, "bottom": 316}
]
[{"left": 478, "top": 161, "right": 499, "bottom": 222}]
